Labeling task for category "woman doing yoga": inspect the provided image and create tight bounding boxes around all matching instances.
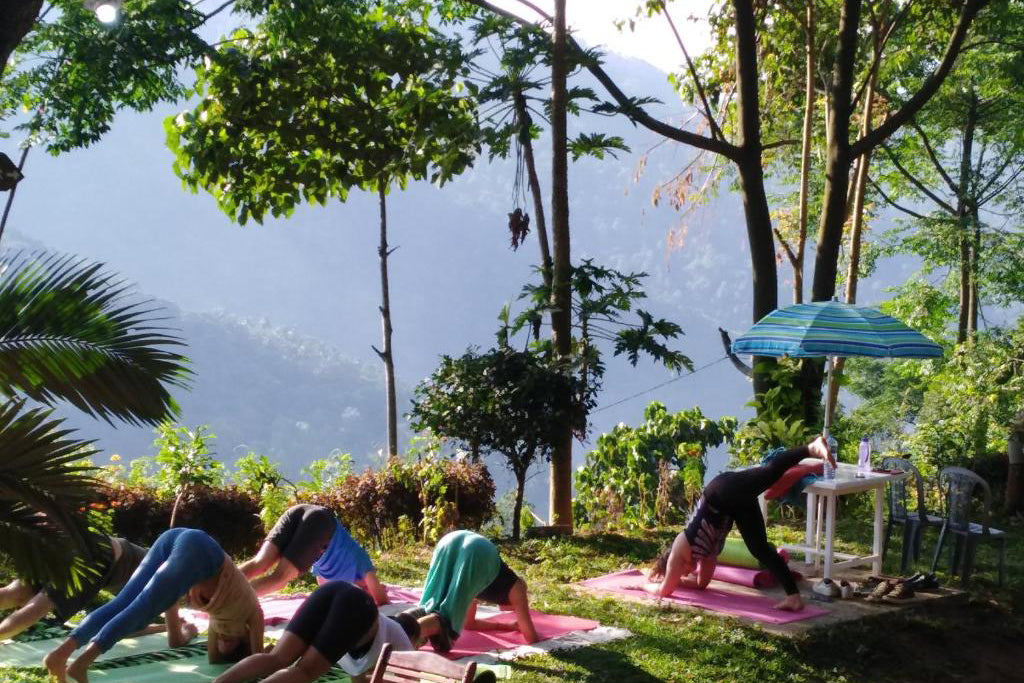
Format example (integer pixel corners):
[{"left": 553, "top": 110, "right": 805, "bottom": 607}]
[
  {"left": 645, "top": 435, "right": 832, "bottom": 612},
  {"left": 239, "top": 504, "right": 388, "bottom": 604},
  {"left": 44, "top": 527, "right": 263, "bottom": 683},
  {"left": 0, "top": 536, "right": 147, "bottom": 641},
  {"left": 408, "top": 530, "right": 538, "bottom": 652},
  {"left": 212, "top": 580, "right": 420, "bottom": 683}
]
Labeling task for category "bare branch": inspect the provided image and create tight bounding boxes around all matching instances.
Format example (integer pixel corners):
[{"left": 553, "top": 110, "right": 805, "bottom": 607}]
[
  {"left": 880, "top": 143, "right": 958, "bottom": 214},
  {"left": 910, "top": 122, "right": 959, "bottom": 195},
  {"left": 773, "top": 227, "right": 799, "bottom": 266},
  {"left": 867, "top": 175, "right": 929, "bottom": 220},
  {"left": 658, "top": 1, "right": 726, "bottom": 142}
]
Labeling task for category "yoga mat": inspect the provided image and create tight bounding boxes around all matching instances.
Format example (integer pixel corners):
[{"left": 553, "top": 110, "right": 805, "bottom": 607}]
[
  {"left": 578, "top": 569, "right": 827, "bottom": 625},
  {"left": 433, "top": 609, "right": 600, "bottom": 660},
  {"left": 713, "top": 550, "right": 802, "bottom": 589},
  {"left": 0, "top": 632, "right": 179, "bottom": 669},
  {"left": 717, "top": 537, "right": 761, "bottom": 569}
]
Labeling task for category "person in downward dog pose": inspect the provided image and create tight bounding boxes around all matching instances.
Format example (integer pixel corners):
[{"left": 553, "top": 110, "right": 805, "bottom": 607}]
[
  {"left": 44, "top": 528, "right": 263, "bottom": 683},
  {"left": 407, "top": 530, "right": 539, "bottom": 652},
  {"left": 0, "top": 536, "right": 148, "bottom": 641},
  {"left": 239, "top": 504, "right": 388, "bottom": 604},
  {"left": 212, "top": 580, "right": 420, "bottom": 683},
  {"left": 645, "top": 435, "right": 833, "bottom": 611}
]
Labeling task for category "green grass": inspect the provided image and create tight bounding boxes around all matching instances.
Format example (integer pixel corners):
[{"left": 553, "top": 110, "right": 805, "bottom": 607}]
[{"left": 3, "top": 512, "right": 1022, "bottom": 683}]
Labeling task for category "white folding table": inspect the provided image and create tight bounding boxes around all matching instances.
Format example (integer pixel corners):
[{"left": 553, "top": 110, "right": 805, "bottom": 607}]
[{"left": 770, "top": 463, "right": 907, "bottom": 579}]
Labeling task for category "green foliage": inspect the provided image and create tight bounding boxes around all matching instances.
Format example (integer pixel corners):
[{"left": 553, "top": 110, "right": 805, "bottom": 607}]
[
  {"left": 730, "top": 360, "right": 816, "bottom": 466},
  {"left": 233, "top": 452, "right": 292, "bottom": 531},
  {"left": 149, "top": 423, "right": 223, "bottom": 496},
  {"left": 167, "top": 0, "right": 480, "bottom": 225},
  {"left": 410, "top": 347, "right": 586, "bottom": 539},
  {"left": 0, "top": 253, "right": 188, "bottom": 592},
  {"left": 297, "top": 451, "right": 353, "bottom": 494},
  {"left": 575, "top": 402, "right": 736, "bottom": 529}
]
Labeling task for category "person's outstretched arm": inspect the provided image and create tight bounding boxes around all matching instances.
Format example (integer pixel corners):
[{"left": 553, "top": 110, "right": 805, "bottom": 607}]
[
  {"left": 507, "top": 580, "right": 539, "bottom": 643},
  {"left": 0, "top": 592, "right": 54, "bottom": 641},
  {"left": 360, "top": 571, "right": 389, "bottom": 606},
  {"left": 249, "top": 559, "right": 300, "bottom": 597}
]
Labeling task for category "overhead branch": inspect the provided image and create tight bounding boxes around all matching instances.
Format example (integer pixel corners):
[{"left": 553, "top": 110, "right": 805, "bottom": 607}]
[
  {"left": 658, "top": 0, "right": 726, "bottom": 142},
  {"left": 773, "top": 227, "right": 799, "bottom": 266},
  {"left": 867, "top": 175, "right": 930, "bottom": 220},
  {"left": 852, "top": 0, "right": 913, "bottom": 110},
  {"left": 910, "top": 121, "right": 959, "bottom": 195},
  {"left": 851, "top": 0, "right": 990, "bottom": 158},
  {"left": 463, "top": 0, "right": 741, "bottom": 160},
  {"left": 979, "top": 163, "right": 1024, "bottom": 206},
  {"left": 880, "top": 143, "right": 958, "bottom": 214},
  {"left": 762, "top": 138, "right": 800, "bottom": 151},
  {"left": 719, "top": 328, "right": 753, "bottom": 378}
]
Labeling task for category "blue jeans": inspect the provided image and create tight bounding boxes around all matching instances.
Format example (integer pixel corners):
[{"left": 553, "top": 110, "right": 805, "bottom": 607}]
[{"left": 70, "top": 528, "right": 224, "bottom": 651}]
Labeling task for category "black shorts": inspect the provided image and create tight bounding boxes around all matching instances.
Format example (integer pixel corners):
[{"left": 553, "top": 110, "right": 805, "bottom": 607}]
[
  {"left": 266, "top": 505, "right": 336, "bottom": 573},
  {"left": 476, "top": 560, "right": 518, "bottom": 606},
  {"left": 285, "top": 581, "right": 378, "bottom": 664}
]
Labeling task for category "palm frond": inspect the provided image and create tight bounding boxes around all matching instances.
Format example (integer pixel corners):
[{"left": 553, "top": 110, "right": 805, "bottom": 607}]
[
  {"left": 0, "top": 251, "right": 191, "bottom": 425},
  {"left": 0, "top": 399, "right": 107, "bottom": 591}
]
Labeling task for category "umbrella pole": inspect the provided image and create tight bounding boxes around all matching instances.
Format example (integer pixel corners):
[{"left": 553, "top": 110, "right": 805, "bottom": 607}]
[{"left": 823, "top": 355, "right": 834, "bottom": 436}]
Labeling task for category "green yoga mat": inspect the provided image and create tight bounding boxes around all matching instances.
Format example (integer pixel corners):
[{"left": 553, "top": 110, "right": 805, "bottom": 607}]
[
  {"left": 0, "top": 632, "right": 180, "bottom": 669},
  {"left": 717, "top": 537, "right": 761, "bottom": 569}
]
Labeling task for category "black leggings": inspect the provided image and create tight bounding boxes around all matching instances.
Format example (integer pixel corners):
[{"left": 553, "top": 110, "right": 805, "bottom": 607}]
[
  {"left": 704, "top": 446, "right": 810, "bottom": 595},
  {"left": 285, "top": 581, "right": 377, "bottom": 664}
]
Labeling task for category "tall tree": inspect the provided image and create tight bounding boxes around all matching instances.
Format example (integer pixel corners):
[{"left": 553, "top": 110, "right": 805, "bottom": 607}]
[{"left": 167, "top": 0, "right": 479, "bottom": 458}]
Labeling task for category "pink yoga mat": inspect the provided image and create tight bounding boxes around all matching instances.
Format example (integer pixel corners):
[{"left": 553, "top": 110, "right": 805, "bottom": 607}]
[
  {"left": 579, "top": 569, "right": 827, "bottom": 625},
  {"left": 713, "top": 551, "right": 803, "bottom": 589},
  {"left": 429, "top": 610, "right": 600, "bottom": 659}
]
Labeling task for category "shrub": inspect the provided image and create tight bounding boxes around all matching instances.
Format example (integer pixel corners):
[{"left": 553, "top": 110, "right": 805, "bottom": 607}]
[
  {"left": 105, "top": 484, "right": 263, "bottom": 557},
  {"left": 574, "top": 402, "right": 736, "bottom": 529}
]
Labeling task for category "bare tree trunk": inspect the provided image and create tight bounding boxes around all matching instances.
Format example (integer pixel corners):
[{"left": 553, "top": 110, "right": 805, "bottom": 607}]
[
  {"left": 514, "top": 91, "right": 553, "bottom": 288},
  {"left": 512, "top": 465, "right": 528, "bottom": 542},
  {"left": 548, "top": 0, "right": 573, "bottom": 530},
  {"left": 956, "top": 97, "right": 977, "bottom": 344},
  {"left": 793, "top": 0, "right": 816, "bottom": 305},
  {"left": 0, "top": 0, "right": 43, "bottom": 79},
  {"left": 169, "top": 487, "right": 186, "bottom": 528},
  {"left": 968, "top": 205, "right": 980, "bottom": 336},
  {"left": 373, "top": 182, "right": 399, "bottom": 458}
]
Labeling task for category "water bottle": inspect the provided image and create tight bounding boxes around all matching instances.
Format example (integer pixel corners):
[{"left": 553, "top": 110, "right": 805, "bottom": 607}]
[
  {"left": 824, "top": 434, "right": 837, "bottom": 480},
  {"left": 857, "top": 437, "right": 872, "bottom": 477}
]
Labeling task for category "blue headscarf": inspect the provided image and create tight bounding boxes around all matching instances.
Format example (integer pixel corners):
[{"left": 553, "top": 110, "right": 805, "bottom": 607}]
[{"left": 311, "top": 521, "right": 375, "bottom": 582}]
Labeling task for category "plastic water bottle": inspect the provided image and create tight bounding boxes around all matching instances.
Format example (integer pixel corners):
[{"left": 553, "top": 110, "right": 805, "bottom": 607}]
[
  {"left": 857, "top": 437, "right": 872, "bottom": 477},
  {"left": 824, "top": 434, "right": 837, "bottom": 480}
]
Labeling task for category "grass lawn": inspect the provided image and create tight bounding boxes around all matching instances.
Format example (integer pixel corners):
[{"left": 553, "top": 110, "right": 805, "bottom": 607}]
[{"left": 3, "top": 511, "right": 1022, "bottom": 683}]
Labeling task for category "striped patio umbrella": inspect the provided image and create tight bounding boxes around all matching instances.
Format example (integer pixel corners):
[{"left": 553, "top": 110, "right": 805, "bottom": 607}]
[{"left": 731, "top": 300, "right": 942, "bottom": 430}]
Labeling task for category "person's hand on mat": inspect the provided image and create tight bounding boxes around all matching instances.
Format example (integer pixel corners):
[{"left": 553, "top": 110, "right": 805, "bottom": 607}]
[
  {"left": 180, "top": 621, "right": 199, "bottom": 642},
  {"left": 808, "top": 435, "right": 834, "bottom": 467},
  {"left": 642, "top": 583, "right": 665, "bottom": 597},
  {"left": 774, "top": 594, "right": 804, "bottom": 612}
]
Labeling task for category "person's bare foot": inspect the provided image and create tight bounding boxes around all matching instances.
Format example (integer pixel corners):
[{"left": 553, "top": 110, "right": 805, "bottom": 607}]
[
  {"left": 66, "top": 655, "right": 91, "bottom": 683},
  {"left": 774, "top": 594, "right": 805, "bottom": 611},
  {"left": 43, "top": 640, "right": 75, "bottom": 683}
]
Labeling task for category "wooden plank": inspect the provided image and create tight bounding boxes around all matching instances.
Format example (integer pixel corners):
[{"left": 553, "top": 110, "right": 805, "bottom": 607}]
[
  {"left": 388, "top": 651, "right": 470, "bottom": 680},
  {"left": 388, "top": 664, "right": 456, "bottom": 683}
]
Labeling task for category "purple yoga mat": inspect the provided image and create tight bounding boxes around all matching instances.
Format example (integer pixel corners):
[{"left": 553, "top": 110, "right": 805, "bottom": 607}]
[{"left": 578, "top": 569, "right": 828, "bottom": 625}]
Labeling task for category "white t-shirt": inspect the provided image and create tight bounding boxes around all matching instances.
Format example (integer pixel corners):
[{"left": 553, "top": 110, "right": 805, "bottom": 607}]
[{"left": 339, "top": 616, "right": 413, "bottom": 676}]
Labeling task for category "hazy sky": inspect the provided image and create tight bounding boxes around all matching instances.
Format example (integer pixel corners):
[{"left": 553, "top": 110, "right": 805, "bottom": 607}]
[{"left": 489, "top": 0, "right": 714, "bottom": 74}]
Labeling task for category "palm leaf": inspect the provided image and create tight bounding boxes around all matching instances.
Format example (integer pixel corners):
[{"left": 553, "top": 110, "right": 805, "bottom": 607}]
[
  {"left": 0, "top": 251, "right": 191, "bottom": 425},
  {"left": 0, "top": 399, "right": 107, "bottom": 591}
]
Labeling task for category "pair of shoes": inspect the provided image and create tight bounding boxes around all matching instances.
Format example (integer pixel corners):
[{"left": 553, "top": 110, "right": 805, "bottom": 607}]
[
  {"left": 904, "top": 572, "right": 939, "bottom": 590},
  {"left": 813, "top": 578, "right": 841, "bottom": 598},
  {"left": 883, "top": 581, "right": 915, "bottom": 601},
  {"left": 839, "top": 579, "right": 856, "bottom": 599},
  {"left": 864, "top": 579, "right": 896, "bottom": 602}
]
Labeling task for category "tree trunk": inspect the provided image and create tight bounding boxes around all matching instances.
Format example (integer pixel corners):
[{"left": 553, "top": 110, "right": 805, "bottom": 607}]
[
  {"left": 512, "top": 465, "right": 528, "bottom": 542},
  {"left": 0, "top": 0, "right": 43, "bottom": 79},
  {"left": 793, "top": 0, "right": 816, "bottom": 305},
  {"left": 375, "top": 182, "right": 399, "bottom": 458},
  {"left": 956, "top": 96, "right": 977, "bottom": 344},
  {"left": 548, "top": 0, "right": 573, "bottom": 530},
  {"left": 514, "top": 91, "right": 553, "bottom": 288},
  {"left": 968, "top": 204, "right": 980, "bottom": 337},
  {"left": 733, "top": 0, "right": 779, "bottom": 399}
]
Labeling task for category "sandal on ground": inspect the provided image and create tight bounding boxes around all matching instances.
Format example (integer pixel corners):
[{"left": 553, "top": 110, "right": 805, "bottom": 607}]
[
  {"left": 883, "top": 581, "right": 915, "bottom": 601},
  {"left": 864, "top": 580, "right": 895, "bottom": 602},
  {"left": 855, "top": 577, "right": 886, "bottom": 597}
]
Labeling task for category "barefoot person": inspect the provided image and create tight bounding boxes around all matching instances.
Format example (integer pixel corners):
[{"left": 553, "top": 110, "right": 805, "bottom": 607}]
[
  {"left": 239, "top": 504, "right": 388, "bottom": 605},
  {"left": 408, "top": 530, "right": 539, "bottom": 652},
  {"left": 212, "top": 580, "right": 420, "bottom": 683},
  {"left": 44, "top": 527, "right": 263, "bottom": 683},
  {"left": 645, "top": 435, "right": 833, "bottom": 612},
  {"left": 0, "top": 536, "right": 147, "bottom": 641}
]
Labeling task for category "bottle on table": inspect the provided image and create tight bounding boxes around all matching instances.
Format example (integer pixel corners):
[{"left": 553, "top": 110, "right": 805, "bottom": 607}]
[
  {"left": 857, "top": 437, "right": 872, "bottom": 477},
  {"left": 824, "top": 433, "right": 837, "bottom": 480}
]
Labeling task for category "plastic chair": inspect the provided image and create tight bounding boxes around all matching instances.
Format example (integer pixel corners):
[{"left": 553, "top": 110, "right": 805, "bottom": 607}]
[
  {"left": 929, "top": 466, "right": 1007, "bottom": 587},
  {"left": 369, "top": 643, "right": 478, "bottom": 683},
  {"left": 880, "top": 456, "right": 944, "bottom": 573}
]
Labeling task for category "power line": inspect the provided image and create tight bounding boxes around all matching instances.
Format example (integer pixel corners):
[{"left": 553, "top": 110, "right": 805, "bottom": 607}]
[{"left": 592, "top": 355, "right": 730, "bottom": 414}]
